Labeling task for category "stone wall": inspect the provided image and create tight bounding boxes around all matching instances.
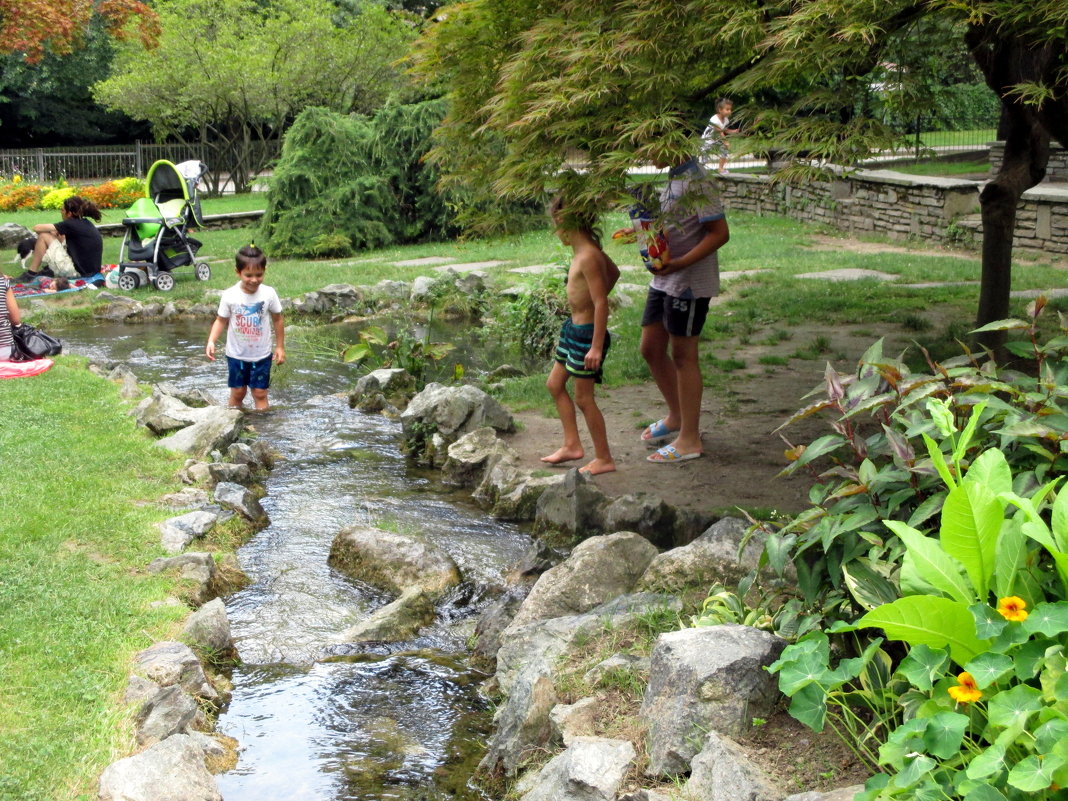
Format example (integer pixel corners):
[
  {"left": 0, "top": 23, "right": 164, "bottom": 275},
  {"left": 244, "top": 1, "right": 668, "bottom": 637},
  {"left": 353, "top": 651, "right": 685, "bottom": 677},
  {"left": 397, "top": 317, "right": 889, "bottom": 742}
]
[
  {"left": 718, "top": 169, "right": 1068, "bottom": 257},
  {"left": 989, "top": 141, "right": 1068, "bottom": 182}
]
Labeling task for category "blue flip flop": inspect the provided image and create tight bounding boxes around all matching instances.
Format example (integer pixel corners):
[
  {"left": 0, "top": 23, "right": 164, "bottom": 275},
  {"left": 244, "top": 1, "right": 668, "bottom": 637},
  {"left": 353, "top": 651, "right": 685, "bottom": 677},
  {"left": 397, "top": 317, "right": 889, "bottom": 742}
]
[
  {"left": 641, "top": 418, "right": 679, "bottom": 446},
  {"left": 648, "top": 444, "right": 702, "bottom": 463}
]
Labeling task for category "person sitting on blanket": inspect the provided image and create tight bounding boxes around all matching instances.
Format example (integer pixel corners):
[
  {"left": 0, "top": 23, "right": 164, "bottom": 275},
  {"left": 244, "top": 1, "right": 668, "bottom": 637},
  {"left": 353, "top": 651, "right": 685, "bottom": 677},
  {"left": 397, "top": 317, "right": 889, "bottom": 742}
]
[
  {"left": 0, "top": 273, "right": 23, "bottom": 361},
  {"left": 18, "top": 196, "right": 103, "bottom": 282}
]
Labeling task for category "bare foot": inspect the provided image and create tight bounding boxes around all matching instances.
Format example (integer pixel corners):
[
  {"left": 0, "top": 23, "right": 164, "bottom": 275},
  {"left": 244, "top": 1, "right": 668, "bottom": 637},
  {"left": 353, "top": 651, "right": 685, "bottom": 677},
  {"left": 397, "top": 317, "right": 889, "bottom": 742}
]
[
  {"left": 541, "top": 446, "right": 584, "bottom": 464},
  {"left": 580, "top": 457, "right": 616, "bottom": 475}
]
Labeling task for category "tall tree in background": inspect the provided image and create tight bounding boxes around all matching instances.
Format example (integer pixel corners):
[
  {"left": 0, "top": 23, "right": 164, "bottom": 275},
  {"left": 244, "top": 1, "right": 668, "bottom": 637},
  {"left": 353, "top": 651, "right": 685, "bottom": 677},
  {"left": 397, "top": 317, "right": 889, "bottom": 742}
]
[
  {"left": 95, "top": 0, "right": 414, "bottom": 193},
  {"left": 411, "top": 0, "right": 1068, "bottom": 344}
]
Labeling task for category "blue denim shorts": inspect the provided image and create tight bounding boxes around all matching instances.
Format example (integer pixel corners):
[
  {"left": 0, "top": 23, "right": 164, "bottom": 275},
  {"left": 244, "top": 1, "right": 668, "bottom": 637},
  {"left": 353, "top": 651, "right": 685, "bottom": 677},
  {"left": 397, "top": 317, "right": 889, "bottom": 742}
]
[{"left": 227, "top": 355, "right": 272, "bottom": 389}]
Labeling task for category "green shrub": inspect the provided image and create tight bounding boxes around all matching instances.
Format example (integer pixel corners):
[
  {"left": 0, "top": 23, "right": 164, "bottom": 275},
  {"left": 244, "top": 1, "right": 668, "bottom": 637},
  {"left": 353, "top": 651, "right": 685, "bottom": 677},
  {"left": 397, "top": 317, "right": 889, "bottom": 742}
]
[
  {"left": 262, "top": 101, "right": 459, "bottom": 257},
  {"left": 750, "top": 298, "right": 1068, "bottom": 622}
]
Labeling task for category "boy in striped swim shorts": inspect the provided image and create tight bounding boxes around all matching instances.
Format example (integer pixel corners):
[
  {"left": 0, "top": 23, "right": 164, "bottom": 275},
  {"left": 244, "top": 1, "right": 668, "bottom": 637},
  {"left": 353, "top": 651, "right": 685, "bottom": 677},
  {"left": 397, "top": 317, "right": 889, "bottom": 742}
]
[{"left": 541, "top": 194, "right": 620, "bottom": 475}]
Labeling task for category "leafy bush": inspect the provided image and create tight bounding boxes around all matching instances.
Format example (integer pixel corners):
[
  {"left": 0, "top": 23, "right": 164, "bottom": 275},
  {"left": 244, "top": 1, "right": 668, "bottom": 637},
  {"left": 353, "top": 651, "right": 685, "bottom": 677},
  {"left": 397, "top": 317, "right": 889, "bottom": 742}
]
[
  {"left": 771, "top": 427, "right": 1068, "bottom": 800},
  {"left": 0, "top": 182, "right": 46, "bottom": 211},
  {"left": 40, "top": 187, "right": 76, "bottom": 210},
  {"left": 262, "top": 101, "right": 460, "bottom": 257},
  {"left": 753, "top": 298, "right": 1068, "bottom": 621},
  {"left": 481, "top": 272, "right": 569, "bottom": 365}
]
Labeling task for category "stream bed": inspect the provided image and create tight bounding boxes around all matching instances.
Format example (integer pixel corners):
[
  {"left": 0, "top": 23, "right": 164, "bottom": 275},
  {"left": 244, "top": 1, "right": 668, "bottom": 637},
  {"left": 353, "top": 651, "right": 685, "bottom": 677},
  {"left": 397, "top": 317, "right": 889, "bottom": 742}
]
[{"left": 59, "top": 319, "right": 532, "bottom": 801}]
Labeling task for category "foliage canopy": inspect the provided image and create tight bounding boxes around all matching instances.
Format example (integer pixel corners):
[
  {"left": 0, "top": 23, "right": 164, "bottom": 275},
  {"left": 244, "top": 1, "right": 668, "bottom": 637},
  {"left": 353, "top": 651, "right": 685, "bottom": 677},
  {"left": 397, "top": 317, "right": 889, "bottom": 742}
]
[{"left": 95, "top": 0, "right": 414, "bottom": 192}]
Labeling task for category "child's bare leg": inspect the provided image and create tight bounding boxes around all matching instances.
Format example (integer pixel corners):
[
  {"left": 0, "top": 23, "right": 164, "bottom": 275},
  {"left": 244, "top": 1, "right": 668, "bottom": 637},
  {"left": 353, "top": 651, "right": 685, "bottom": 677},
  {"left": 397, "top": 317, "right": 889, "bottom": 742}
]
[
  {"left": 228, "top": 386, "right": 248, "bottom": 408},
  {"left": 573, "top": 377, "right": 615, "bottom": 475},
  {"left": 541, "top": 363, "right": 584, "bottom": 464},
  {"left": 251, "top": 388, "right": 269, "bottom": 411},
  {"left": 29, "top": 232, "right": 58, "bottom": 273}
]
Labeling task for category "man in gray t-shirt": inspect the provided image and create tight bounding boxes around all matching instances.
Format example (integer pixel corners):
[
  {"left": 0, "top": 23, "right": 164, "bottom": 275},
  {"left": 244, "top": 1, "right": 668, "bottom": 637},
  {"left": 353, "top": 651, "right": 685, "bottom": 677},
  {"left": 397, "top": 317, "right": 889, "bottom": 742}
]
[{"left": 623, "top": 157, "right": 729, "bottom": 463}]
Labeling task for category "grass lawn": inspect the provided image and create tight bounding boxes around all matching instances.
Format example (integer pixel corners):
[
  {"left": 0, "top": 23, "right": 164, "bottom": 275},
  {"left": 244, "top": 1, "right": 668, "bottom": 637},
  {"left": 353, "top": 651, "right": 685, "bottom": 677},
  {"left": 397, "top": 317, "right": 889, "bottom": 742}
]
[{"left": 0, "top": 362, "right": 190, "bottom": 800}]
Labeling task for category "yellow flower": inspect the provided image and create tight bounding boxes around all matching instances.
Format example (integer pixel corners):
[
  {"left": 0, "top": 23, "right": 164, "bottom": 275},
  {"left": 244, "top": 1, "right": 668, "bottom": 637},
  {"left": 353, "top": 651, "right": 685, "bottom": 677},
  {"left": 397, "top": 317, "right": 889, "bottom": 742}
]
[
  {"left": 997, "top": 596, "right": 1028, "bottom": 622},
  {"left": 12, "top": 175, "right": 22, "bottom": 184},
  {"left": 948, "top": 672, "right": 982, "bottom": 704}
]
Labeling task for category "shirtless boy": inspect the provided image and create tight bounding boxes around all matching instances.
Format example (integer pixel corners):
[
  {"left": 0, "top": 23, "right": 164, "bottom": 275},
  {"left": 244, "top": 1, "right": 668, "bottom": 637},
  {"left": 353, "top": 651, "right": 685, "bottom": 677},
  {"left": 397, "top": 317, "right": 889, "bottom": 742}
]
[{"left": 541, "top": 195, "right": 621, "bottom": 475}]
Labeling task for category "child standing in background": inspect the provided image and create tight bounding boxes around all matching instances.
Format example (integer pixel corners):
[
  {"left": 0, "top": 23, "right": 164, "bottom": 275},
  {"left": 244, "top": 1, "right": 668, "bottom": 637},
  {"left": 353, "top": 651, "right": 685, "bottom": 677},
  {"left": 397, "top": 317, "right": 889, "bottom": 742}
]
[
  {"left": 702, "top": 99, "right": 739, "bottom": 175},
  {"left": 206, "top": 245, "right": 285, "bottom": 410},
  {"left": 540, "top": 195, "right": 620, "bottom": 475}
]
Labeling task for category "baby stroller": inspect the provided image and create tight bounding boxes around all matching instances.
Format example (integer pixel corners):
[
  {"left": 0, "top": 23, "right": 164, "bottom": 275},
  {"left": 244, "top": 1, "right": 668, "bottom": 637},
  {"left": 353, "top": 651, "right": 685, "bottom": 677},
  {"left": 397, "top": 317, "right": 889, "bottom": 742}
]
[{"left": 116, "top": 159, "right": 212, "bottom": 291}]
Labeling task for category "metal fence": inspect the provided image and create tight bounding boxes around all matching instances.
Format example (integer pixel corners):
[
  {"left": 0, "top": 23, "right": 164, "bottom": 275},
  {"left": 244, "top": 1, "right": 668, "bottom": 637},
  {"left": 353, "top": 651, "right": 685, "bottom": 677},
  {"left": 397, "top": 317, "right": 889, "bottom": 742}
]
[{"left": 0, "top": 141, "right": 277, "bottom": 184}]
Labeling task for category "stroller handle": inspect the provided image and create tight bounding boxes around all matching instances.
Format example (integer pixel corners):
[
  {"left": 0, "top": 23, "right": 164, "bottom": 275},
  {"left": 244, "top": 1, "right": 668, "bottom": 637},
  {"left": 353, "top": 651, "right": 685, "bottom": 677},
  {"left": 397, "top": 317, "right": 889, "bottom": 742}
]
[{"left": 122, "top": 216, "right": 183, "bottom": 227}]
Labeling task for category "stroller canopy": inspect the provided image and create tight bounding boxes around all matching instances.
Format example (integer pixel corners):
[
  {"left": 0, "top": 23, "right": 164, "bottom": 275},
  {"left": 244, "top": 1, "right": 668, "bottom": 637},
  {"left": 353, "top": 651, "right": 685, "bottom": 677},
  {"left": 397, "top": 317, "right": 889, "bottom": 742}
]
[{"left": 145, "top": 159, "right": 207, "bottom": 227}]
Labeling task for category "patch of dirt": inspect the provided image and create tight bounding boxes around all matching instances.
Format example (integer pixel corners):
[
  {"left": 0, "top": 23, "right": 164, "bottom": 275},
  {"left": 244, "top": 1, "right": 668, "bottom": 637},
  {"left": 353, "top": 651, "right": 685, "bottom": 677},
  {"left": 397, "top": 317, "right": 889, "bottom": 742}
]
[
  {"left": 805, "top": 233, "right": 975, "bottom": 260},
  {"left": 739, "top": 710, "right": 872, "bottom": 795},
  {"left": 501, "top": 319, "right": 914, "bottom": 519}
]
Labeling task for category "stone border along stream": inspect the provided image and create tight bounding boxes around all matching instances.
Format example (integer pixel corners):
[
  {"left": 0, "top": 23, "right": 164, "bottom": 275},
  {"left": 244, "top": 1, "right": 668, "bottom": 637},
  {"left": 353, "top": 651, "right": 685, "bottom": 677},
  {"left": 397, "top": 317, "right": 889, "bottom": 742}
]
[{"left": 79, "top": 281, "right": 873, "bottom": 800}]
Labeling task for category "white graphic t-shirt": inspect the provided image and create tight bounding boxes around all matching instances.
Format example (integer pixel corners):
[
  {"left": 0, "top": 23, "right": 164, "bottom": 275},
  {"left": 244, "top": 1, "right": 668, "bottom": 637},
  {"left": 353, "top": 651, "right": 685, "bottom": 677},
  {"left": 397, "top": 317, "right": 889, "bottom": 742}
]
[{"left": 216, "top": 283, "right": 282, "bottom": 362}]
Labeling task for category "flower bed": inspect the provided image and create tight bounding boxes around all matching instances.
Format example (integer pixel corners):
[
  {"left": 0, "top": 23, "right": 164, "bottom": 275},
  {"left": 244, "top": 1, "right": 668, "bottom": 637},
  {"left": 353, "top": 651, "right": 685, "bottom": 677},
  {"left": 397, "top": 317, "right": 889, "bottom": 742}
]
[{"left": 0, "top": 176, "right": 146, "bottom": 212}]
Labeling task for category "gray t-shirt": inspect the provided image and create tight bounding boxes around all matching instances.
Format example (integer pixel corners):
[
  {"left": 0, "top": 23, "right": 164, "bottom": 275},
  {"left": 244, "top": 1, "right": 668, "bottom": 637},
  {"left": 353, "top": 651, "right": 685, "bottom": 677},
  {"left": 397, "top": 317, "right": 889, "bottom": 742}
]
[{"left": 652, "top": 160, "right": 725, "bottom": 299}]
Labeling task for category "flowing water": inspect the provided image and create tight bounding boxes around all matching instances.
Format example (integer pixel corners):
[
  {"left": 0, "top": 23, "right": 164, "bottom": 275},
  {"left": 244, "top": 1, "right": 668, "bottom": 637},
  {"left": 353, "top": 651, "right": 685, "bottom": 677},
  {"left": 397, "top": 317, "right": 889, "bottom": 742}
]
[{"left": 58, "top": 319, "right": 533, "bottom": 801}]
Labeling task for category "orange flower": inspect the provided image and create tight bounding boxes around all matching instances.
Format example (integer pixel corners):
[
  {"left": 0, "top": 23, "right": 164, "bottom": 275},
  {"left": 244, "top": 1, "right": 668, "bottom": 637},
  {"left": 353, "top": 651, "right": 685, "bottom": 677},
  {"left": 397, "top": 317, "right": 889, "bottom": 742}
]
[
  {"left": 997, "top": 596, "right": 1028, "bottom": 622},
  {"left": 948, "top": 672, "right": 982, "bottom": 704}
]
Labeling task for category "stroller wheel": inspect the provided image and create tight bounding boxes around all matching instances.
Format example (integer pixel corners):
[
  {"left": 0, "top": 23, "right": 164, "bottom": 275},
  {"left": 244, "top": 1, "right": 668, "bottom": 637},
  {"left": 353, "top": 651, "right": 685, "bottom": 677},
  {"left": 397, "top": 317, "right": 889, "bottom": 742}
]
[
  {"left": 154, "top": 272, "right": 175, "bottom": 291},
  {"left": 117, "top": 271, "right": 139, "bottom": 291},
  {"left": 195, "top": 262, "right": 211, "bottom": 281}
]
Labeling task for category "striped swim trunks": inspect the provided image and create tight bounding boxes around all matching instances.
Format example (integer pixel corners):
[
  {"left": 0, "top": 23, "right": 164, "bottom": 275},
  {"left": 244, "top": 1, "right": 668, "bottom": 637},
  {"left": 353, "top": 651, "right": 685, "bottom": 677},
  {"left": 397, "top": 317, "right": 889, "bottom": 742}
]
[{"left": 554, "top": 319, "right": 611, "bottom": 383}]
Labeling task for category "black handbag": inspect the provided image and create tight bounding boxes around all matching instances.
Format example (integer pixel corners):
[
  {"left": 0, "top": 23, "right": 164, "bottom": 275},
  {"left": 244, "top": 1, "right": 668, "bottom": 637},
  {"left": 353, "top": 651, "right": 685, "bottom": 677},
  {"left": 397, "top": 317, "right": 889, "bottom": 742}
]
[{"left": 10, "top": 323, "right": 62, "bottom": 360}]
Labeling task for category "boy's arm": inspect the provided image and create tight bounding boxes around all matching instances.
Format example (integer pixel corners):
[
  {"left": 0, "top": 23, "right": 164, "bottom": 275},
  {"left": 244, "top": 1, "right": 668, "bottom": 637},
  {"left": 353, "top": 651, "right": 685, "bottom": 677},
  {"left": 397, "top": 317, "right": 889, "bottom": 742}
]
[
  {"left": 272, "top": 311, "right": 286, "bottom": 364},
  {"left": 603, "top": 253, "right": 621, "bottom": 294},
  {"left": 655, "top": 217, "right": 729, "bottom": 276},
  {"left": 205, "top": 316, "right": 227, "bottom": 361},
  {"left": 580, "top": 253, "right": 611, "bottom": 371}
]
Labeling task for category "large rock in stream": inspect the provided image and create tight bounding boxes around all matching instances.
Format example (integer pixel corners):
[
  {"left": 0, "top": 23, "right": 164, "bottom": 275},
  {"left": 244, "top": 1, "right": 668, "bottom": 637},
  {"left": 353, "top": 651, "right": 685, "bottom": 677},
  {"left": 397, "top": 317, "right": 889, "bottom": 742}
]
[
  {"left": 98, "top": 734, "right": 221, "bottom": 801},
  {"left": 400, "top": 383, "right": 514, "bottom": 460},
  {"left": 328, "top": 525, "right": 461, "bottom": 597}
]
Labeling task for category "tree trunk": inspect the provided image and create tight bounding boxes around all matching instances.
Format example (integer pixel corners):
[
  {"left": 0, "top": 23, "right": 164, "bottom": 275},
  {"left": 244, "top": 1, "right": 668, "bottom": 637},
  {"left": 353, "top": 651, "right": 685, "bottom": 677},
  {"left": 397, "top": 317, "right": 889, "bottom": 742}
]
[{"left": 965, "top": 25, "right": 1052, "bottom": 354}]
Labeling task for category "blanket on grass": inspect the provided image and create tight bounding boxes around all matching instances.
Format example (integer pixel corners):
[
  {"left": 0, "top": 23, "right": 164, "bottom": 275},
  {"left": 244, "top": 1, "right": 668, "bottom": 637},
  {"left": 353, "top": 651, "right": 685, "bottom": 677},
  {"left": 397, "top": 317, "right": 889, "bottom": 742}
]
[
  {"left": 0, "top": 359, "right": 53, "bottom": 379},
  {"left": 9, "top": 273, "right": 104, "bottom": 298}
]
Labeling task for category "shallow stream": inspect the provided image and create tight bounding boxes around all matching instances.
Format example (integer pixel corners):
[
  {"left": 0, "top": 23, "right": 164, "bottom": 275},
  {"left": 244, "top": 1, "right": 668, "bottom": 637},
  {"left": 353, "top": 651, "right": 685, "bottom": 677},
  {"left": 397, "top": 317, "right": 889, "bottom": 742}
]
[{"left": 59, "top": 319, "right": 533, "bottom": 801}]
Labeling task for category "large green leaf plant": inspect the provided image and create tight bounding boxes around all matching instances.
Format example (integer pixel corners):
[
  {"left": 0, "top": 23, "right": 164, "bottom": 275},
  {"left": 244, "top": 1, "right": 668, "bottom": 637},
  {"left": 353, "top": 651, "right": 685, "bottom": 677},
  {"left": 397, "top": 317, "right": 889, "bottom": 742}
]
[{"left": 770, "top": 400, "right": 1068, "bottom": 800}]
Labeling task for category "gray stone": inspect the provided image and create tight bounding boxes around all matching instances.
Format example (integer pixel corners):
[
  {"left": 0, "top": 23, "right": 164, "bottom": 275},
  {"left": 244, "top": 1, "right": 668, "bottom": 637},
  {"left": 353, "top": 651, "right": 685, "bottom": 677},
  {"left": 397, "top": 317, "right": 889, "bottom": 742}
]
[
  {"left": 549, "top": 697, "right": 600, "bottom": 746},
  {"left": 159, "top": 510, "right": 219, "bottom": 554},
  {"left": 601, "top": 493, "right": 680, "bottom": 548},
  {"left": 485, "top": 364, "right": 525, "bottom": 381},
  {"left": 157, "top": 488, "right": 211, "bottom": 510},
  {"left": 213, "top": 481, "right": 268, "bottom": 525},
  {"left": 410, "top": 274, "right": 440, "bottom": 300},
  {"left": 124, "top": 675, "right": 161, "bottom": 707},
  {"left": 685, "top": 731, "right": 781, "bottom": 801},
  {"left": 495, "top": 593, "right": 681, "bottom": 697},
  {"left": 442, "top": 427, "right": 516, "bottom": 488},
  {"left": 518, "top": 737, "right": 636, "bottom": 801},
  {"left": 135, "top": 685, "right": 200, "bottom": 746},
  {"left": 182, "top": 598, "right": 235, "bottom": 659},
  {"left": 504, "top": 532, "right": 659, "bottom": 633},
  {"left": 533, "top": 469, "right": 610, "bottom": 535},
  {"left": 639, "top": 517, "right": 769, "bottom": 593},
  {"left": 336, "top": 587, "right": 436, "bottom": 642},
  {"left": 401, "top": 382, "right": 515, "bottom": 446},
  {"left": 133, "top": 641, "right": 218, "bottom": 702},
  {"left": 225, "top": 442, "right": 258, "bottom": 466},
  {"left": 473, "top": 584, "right": 532, "bottom": 663},
  {"left": 98, "top": 734, "right": 221, "bottom": 801},
  {"left": 373, "top": 279, "right": 411, "bottom": 299},
  {"left": 640, "top": 625, "right": 787, "bottom": 776},
  {"left": 479, "top": 661, "right": 559, "bottom": 776},
  {"left": 0, "top": 221, "right": 31, "bottom": 248},
  {"left": 207, "top": 462, "right": 252, "bottom": 486},
  {"left": 583, "top": 653, "right": 648, "bottom": 687},
  {"left": 155, "top": 408, "right": 243, "bottom": 459},
  {"left": 329, "top": 525, "right": 461, "bottom": 597}
]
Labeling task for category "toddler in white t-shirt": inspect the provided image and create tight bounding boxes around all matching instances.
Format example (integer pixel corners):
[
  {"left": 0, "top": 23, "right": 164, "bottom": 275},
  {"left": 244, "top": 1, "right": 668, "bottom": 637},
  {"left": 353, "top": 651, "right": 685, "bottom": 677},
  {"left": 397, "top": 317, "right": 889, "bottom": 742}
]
[{"left": 206, "top": 245, "right": 286, "bottom": 410}]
